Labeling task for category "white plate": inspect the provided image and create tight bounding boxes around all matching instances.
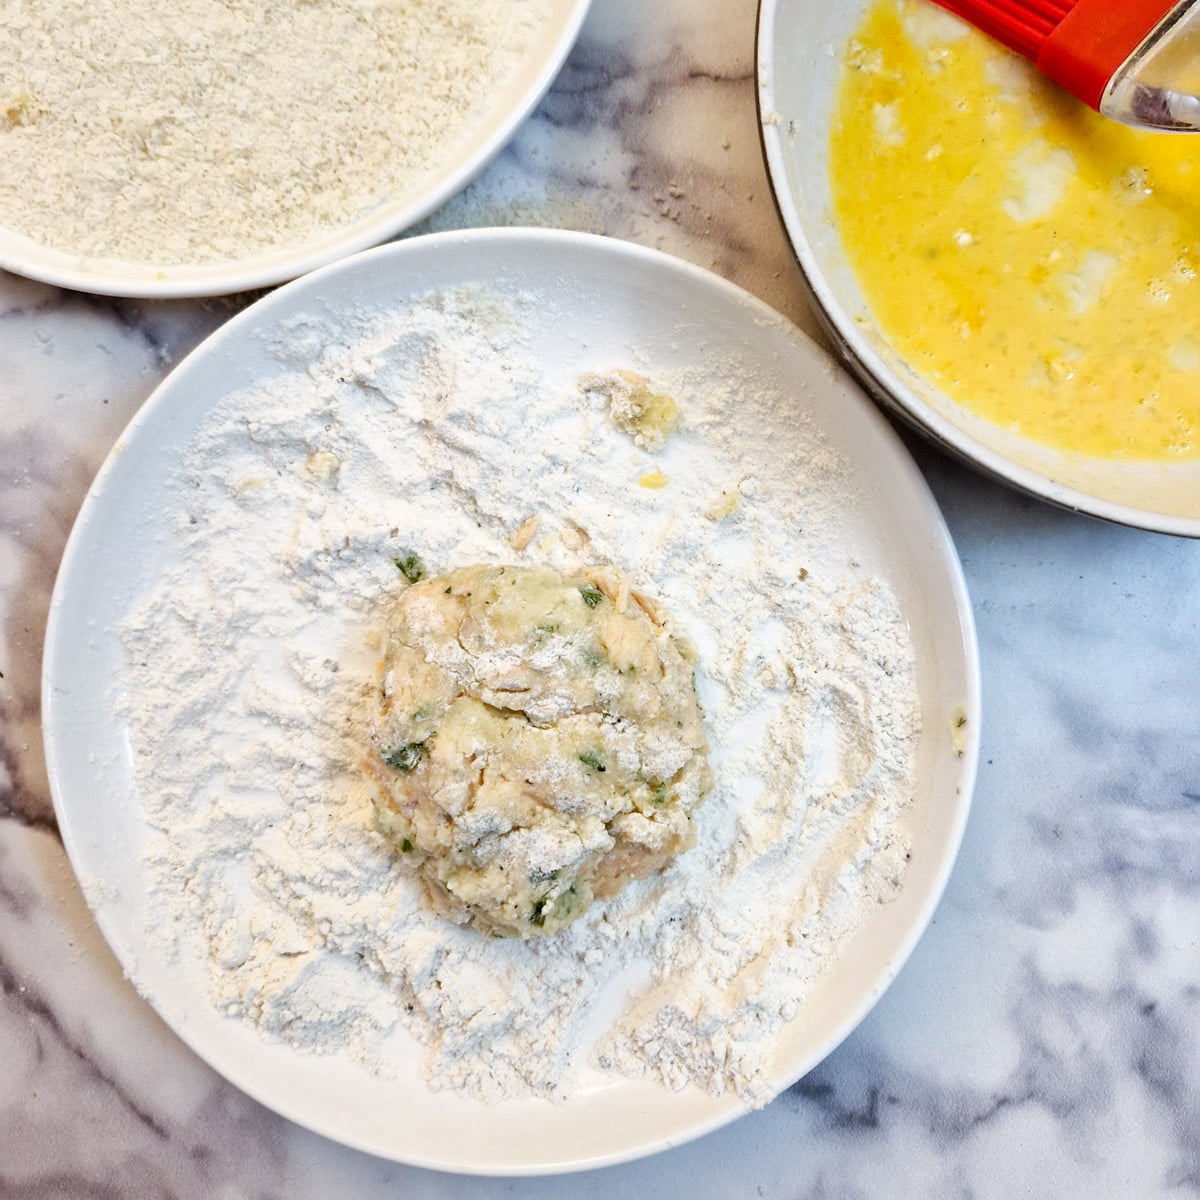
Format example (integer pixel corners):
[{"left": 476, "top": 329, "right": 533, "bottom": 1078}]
[
  {"left": 0, "top": 2, "right": 590, "bottom": 299},
  {"left": 43, "top": 229, "right": 979, "bottom": 1174},
  {"left": 757, "top": 0, "right": 1200, "bottom": 537}
]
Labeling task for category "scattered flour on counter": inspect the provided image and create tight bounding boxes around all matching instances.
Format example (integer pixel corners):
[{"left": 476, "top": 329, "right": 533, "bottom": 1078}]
[
  {"left": 0, "top": 0, "right": 547, "bottom": 265},
  {"left": 119, "top": 287, "right": 920, "bottom": 1106}
]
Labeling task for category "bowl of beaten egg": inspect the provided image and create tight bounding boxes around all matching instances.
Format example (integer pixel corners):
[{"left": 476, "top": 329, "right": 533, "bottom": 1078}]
[{"left": 758, "top": 0, "right": 1200, "bottom": 536}]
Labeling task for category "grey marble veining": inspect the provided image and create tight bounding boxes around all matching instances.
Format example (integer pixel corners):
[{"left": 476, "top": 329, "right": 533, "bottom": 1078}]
[
  {"left": 1, "top": 277, "right": 236, "bottom": 829},
  {"left": 2, "top": 0, "right": 1199, "bottom": 1195}
]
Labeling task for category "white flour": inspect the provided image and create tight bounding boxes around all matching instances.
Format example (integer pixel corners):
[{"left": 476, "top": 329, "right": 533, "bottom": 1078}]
[
  {"left": 120, "top": 287, "right": 920, "bottom": 1105},
  {"left": 0, "top": 0, "right": 545, "bottom": 265}
]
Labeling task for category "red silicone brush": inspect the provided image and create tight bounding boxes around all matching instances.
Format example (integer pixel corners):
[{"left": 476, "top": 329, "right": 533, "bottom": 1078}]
[{"left": 928, "top": 0, "right": 1200, "bottom": 130}]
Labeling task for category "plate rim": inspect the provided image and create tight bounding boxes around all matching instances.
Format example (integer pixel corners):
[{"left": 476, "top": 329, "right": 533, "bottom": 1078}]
[{"left": 42, "top": 226, "right": 981, "bottom": 1174}]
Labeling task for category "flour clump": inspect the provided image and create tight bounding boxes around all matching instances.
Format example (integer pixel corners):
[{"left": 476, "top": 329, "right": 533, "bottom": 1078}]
[{"left": 369, "top": 563, "right": 712, "bottom": 938}]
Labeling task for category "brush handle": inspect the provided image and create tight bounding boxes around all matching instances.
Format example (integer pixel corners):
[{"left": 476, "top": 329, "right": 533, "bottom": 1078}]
[
  {"left": 1036, "top": 0, "right": 1177, "bottom": 106},
  {"left": 1097, "top": 0, "right": 1200, "bottom": 130}
]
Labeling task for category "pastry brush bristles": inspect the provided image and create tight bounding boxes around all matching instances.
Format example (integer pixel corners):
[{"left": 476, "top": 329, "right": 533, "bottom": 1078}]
[{"left": 935, "top": 0, "right": 1076, "bottom": 58}]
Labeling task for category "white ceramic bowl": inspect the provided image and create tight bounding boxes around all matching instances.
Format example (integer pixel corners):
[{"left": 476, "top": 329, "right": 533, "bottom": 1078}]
[
  {"left": 757, "top": 0, "right": 1200, "bottom": 537},
  {"left": 43, "top": 228, "right": 979, "bottom": 1172},
  {"left": 0, "top": 2, "right": 590, "bottom": 299}
]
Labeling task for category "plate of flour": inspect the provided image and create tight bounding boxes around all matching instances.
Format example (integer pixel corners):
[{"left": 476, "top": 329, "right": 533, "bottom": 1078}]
[
  {"left": 43, "top": 229, "right": 980, "bottom": 1173},
  {"left": 0, "top": 0, "right": 589, "bottom": 298}
]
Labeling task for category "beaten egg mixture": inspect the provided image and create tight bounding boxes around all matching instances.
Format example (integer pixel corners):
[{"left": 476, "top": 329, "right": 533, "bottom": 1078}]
[{"left": 830, "top": 0, "right": 1200, "bottom": 460}]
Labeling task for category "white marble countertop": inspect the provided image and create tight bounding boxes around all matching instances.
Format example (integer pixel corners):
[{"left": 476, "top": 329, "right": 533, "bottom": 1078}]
[{"left": 2, "top": 0, "right": 1199, "bottom": 1194}]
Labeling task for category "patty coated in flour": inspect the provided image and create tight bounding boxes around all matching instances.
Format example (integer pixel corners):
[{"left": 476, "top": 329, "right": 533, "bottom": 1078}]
[{"left": 367, "top": 564, "right": 712, "bottom": 937}]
